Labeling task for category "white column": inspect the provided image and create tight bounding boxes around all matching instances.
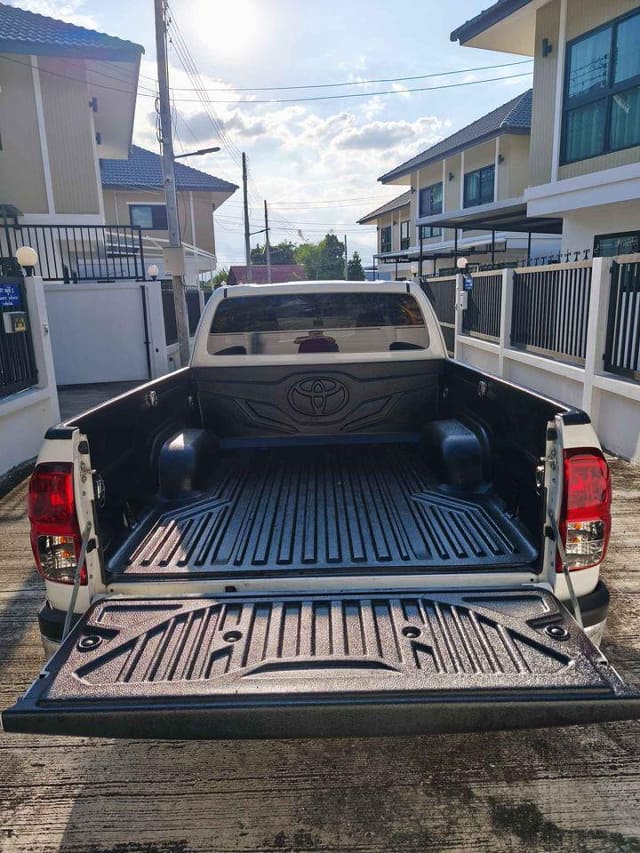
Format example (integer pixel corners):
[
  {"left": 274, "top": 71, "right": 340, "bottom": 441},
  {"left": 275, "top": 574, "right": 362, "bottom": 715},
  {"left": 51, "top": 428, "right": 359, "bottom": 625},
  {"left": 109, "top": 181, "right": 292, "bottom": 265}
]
[
  {"left": 551, "top": 0, "right": 568, "bottom": 182},
  {"left": 454, "top": 273, "right": 464, "bottom": 360},
  {"left": 25, "top": 275, "right": 58, "bottom": 404},
  {"left": 459, "top": 151, "right": 465, "bottom": 208},
  {"left": 31, "top": 57, "right": 55, "bottom": 215},
  {"left": 143, "top": 281, "right": 170, "bottom": 378},
  {"left": 498, "top": 267, "right": 515, "bottom": 378},
  {"left": 582, "top": 257, "right": 611, "bottom": 424},
  {"left": 494, "top": 137, "right": 501, "bottom": 201},
  {"left": 189, "top": 191, "right": 197, "bottom": 246}
]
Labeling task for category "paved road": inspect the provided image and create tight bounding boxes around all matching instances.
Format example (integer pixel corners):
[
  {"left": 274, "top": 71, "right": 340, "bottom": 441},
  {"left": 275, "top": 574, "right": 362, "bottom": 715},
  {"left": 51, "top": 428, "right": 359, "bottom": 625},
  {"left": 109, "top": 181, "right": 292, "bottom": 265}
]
[{"left": 1, "top": 459, "right": 639, "bottom": 853}]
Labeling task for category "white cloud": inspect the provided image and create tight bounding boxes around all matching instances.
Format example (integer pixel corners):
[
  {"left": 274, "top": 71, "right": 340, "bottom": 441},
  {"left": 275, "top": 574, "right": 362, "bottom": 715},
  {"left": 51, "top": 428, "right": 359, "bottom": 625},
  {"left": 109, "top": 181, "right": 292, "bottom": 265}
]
[
  {"left": 133, "top": 58, "right": 451, "bottom": 268},
  {"left": 7, "top": 0, "right": 97, "bottom": 28}
]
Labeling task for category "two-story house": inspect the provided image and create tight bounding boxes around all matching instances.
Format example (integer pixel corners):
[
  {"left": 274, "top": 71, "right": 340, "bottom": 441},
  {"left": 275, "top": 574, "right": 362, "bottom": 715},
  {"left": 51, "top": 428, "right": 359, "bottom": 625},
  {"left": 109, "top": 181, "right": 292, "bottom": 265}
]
[
  {"left": 451, "top": 0, "right": 640, "bottom": 258},
  {"left": 100, "top": 145, "right": 237, "bottom": 286},
  {"left": 359, "top": 90, "right": 560, "bottom": 278},
  {"left": 0, "top": 2, "right": 141, "bottom": 229}
]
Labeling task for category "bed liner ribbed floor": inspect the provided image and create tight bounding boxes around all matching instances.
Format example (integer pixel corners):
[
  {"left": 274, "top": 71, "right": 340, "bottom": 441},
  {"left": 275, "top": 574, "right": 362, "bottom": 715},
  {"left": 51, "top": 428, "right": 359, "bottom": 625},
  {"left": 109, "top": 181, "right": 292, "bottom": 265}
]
[{"left": 113, "top": 443, "right": 536, "bottom": 578}]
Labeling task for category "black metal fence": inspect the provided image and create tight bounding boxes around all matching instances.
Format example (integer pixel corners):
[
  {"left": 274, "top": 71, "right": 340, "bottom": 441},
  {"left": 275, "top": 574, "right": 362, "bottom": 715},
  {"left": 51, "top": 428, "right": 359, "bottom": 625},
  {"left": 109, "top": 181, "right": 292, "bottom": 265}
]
[
  {"left": 604, "top": 260, "right": 640, "bottom": 381},
  {"left": 422, "top": 277, "right": 456, "bottom": 355},
  {"left": 0, "top": 276, "right": 38, "bottom": 398},
  {"left": 186, "top": 288, "right": 202, "bottom": 336},
  {"left": 161, "top": 284, "right": 203, "bottom": 345},
  {"left": 462, "top": 273, "right": 502, "bottom": 341},
  {"left": 511, "top": 264, "right": 591, "bottom": 364},
  {"left": 0, "top": 224, "right": 145, "bottom": 282}
]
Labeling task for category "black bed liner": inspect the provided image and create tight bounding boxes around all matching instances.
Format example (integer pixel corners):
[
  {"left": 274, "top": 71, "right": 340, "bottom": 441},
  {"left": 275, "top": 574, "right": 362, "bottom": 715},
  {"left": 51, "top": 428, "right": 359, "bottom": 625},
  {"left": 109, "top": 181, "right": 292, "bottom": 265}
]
[
  {"left": 5, "top": 589, "right": 640, "bottom": 739},
  {"left": 113, "top": 443, "right": 536, "bottom": 579}
]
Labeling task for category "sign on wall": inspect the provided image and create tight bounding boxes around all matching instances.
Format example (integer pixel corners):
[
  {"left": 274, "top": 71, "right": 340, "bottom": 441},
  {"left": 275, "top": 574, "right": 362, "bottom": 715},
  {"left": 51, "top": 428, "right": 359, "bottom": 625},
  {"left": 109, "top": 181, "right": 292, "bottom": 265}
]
[{"left": 0, "top": 282, "right": 23, "bottom": 308}]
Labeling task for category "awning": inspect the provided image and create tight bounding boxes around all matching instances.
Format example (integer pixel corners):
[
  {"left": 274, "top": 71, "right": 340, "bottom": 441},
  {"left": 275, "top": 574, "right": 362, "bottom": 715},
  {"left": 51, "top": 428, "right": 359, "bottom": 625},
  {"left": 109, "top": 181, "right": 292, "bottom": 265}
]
[{"left": 418, "top": 199, "right": 563, "bottom": 235}]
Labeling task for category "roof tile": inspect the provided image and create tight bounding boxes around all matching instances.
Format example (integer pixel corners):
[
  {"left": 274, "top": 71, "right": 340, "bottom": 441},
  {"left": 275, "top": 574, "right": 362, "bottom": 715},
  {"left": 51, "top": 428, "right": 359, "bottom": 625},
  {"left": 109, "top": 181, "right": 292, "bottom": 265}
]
[
  {"left": 100, "top": 145, "right": 238, "bottom": 193},
  {"left": 0, "top": 1, "right": 142, "bottom": 58},
  {"left": 379, "top": 89, "right": 532, "bottom": 183}
]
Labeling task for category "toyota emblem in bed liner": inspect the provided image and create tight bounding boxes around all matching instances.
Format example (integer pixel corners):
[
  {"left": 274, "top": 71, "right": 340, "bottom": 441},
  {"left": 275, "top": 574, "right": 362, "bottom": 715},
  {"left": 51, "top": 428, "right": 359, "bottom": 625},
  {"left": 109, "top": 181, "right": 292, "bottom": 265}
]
[{"left": 288, "top": 377, "right": 349, "bottom": 417}]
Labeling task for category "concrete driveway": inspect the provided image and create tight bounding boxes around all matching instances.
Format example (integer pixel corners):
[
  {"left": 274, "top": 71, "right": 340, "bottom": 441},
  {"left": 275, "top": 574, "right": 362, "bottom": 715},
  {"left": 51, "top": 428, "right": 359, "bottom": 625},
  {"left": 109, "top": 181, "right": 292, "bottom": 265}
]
[{"left": 1, "top": 459, "right": 639, "bottom": 852}]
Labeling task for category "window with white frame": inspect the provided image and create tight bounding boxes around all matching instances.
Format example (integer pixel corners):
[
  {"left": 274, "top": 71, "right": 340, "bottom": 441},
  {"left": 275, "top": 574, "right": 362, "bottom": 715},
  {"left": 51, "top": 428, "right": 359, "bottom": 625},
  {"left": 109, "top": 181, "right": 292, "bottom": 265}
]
[{"left": 129, "top": 204, "right": 168, "bottom": 230}]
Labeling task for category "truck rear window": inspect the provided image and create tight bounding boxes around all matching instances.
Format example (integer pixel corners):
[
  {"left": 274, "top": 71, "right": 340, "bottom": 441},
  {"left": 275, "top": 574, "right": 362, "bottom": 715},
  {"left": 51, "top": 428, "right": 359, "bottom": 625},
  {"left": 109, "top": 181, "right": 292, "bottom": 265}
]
[{"left": 207, "top": 292, "right": 429, "bottom": 356}]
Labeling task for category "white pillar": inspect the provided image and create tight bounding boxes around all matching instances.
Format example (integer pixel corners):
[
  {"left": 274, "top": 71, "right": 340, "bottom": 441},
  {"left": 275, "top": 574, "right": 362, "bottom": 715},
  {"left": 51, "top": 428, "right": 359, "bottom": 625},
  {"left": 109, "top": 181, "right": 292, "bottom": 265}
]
[
  {"left": 551, "top": 0, "right": 568, "bottom": 182},
  {"left": 24, "top": 275, "right": 58, "bottom": 409},
  {"left": 498, "top": 267, "right": 515, "bottom": 379},
  {"left": 143, "top": 281, "right": 170, "bottom": 378},
  {"left": 582, "top": 257, "right": 611, "bottom": 425},
  {"left": 454, "top": 273, "right": 464, "bottom": 360}
]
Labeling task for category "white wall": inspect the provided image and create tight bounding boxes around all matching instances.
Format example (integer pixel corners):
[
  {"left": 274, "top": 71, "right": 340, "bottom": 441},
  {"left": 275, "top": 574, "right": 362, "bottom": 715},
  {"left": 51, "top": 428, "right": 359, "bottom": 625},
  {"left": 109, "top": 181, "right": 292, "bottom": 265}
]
[
  {"left": 561, "top": 200, "right": 640, "bottom": 254},
  {"left": 45, "top": 282, "right": 168, "bottom": 385},
  {"left": 0, "top": 275, "right": 60, "bottom": 476}
]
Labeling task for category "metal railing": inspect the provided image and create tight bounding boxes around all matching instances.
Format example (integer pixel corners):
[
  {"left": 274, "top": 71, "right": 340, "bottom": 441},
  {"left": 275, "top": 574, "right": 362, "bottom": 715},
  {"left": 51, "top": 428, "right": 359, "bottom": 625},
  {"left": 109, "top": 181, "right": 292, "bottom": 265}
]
[
  {"left": 0, "top": 276, "right": 38, "bottom": 398},
  {"left": 0, "top": 224, "right": 145, "bottom": 282},
  {"left": 422, "top": 275, "right": 456, "bottom": 355},
  {"left": 604, "top": 259, "right": 640, "bottom": 381},
  {"left": 462, "top": 272, "right": 502, "bottom": 342},
  {"left": 511, "top": 262, "right": 591, "bottom": 364}
]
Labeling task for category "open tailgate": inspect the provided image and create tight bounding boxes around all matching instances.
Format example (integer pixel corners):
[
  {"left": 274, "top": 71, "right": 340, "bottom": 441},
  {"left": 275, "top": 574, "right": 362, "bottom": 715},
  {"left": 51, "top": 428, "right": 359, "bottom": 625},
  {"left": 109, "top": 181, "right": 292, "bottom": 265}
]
[{"left": 4, "top": 589, "right": 640, "bottom": 738}]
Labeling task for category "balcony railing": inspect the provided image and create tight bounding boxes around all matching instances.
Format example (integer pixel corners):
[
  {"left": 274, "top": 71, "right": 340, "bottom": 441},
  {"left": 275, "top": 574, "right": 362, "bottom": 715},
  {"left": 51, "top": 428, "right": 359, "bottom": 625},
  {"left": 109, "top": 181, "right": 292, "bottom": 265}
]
[{"left": 0, "top": 224, "right": 146, "bottom": 282}]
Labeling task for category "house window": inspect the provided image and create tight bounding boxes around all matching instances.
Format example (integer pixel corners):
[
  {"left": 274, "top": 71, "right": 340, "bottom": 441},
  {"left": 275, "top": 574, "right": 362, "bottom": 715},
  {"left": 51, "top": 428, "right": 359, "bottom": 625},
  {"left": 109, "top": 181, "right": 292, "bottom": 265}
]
[
  {"left": 419, "top": 225, "right": 442, "bottom": 240},
  {"left": 418, "top": 182, "right": 442, "bottom": 218},
  {"left": 463, "top": 165, "right": 495, "bottom": 208},
  {"left": 129, "top": 204, "right": 168, "bottom": 230},
  {"left": 380, "top": 225, "right": 392, "bottom": 254},
  {"left": 562, "top": 9, "right": 640, "bottom": 163},
  {"left": 400, "top": 220, "right": 410, "bottom": 250},
  {"left": 594, "top": 230, "right": 640, "bottom": 257}
]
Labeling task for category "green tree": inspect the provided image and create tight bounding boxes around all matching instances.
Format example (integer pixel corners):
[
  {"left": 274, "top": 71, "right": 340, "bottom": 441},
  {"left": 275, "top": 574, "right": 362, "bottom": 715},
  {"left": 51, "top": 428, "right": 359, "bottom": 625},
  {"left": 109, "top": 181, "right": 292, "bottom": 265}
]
[
  {"left": 202, "top": 267, "right": 228, "bottom": 289},
  {"left": 295, "top": 233, "right": 345, "bottom": 280},
  {"left": 251, "top": 240, "right": 297, "bottom": 265},
  {"left": 347, "top": 251, "right": 365, "bottom": 281}
]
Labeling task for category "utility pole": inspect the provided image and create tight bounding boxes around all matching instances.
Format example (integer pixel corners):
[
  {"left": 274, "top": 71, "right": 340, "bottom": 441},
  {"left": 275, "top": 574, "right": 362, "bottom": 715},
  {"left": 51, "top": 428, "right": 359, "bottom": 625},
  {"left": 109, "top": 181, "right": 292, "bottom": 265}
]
[
  {"left": 154, "top": 0, "right": 190, "bottom": 366},
  {"left": 264, "top": 199, "right": 272, "bottom": 284},
  {"left": 344, "top": 234, "right": 349, "bottom": 280},
  {"left": 242, "top": 153, "right": 252, "bottom": 282}
]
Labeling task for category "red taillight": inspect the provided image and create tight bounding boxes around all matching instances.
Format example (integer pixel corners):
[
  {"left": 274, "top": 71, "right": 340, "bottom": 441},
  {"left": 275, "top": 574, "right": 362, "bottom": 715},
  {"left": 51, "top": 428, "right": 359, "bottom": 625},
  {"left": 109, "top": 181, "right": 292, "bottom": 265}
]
[
  {"left": 557, "top": 449, "right": 611, "bottom": 572},
  {"left": 28, "top": 463, "right": 86, "bottom": 585}
]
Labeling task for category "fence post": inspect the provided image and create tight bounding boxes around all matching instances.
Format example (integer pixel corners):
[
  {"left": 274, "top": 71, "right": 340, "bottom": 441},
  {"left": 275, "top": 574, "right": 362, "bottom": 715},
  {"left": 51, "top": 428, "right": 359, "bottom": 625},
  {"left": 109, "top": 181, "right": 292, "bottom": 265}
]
[
  {"left": 582, "top": 256, "right": 611, "bottom": 423},
  {"left": 24, "top": 274, "right": 60, "bottom": 421},
  {"left": 498, "top": 267, "right": 514, "bottom": 378},
  {"left": 143, "top": 281, "right": 170, "bottom": 379},
  {"left": 453, "top": 273, "right": 463, "bottom": 360}
]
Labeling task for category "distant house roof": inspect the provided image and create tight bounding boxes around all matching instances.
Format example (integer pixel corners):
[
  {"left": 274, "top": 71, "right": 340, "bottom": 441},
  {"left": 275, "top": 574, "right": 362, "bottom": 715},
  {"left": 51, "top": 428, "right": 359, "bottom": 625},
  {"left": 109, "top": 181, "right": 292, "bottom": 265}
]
[
  {"left": 379, "top": 89, "right": 532, "bottom": 184},
  {"left": 227, "top": 265, "right": 307, "bottom": 286},
  {"left": 358, "top": 190, "right": 412, "bottom": 224},
  {"left": 0, "top": 1, "right": 143, "bottom": 60},
  {"left": 100, "top": 146, "right": 238, "bottom": 194},
  {"left": 450, "top": 0, "right": 533, "bottom": 44}
]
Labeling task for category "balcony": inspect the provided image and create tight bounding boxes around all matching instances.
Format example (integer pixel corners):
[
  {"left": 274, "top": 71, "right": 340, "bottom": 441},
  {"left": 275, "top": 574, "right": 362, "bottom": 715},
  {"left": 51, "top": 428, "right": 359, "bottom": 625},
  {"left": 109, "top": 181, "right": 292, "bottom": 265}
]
[{"left": 0, "top": 224, "right": 147, "bottom": 282}]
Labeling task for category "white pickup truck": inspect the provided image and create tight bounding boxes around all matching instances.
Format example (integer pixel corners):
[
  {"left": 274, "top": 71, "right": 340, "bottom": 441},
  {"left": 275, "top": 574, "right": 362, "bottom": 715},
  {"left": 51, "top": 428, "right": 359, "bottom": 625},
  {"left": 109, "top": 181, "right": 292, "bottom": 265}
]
[{"left": 4, "top": 281, "right": 639, "bottom": 738}]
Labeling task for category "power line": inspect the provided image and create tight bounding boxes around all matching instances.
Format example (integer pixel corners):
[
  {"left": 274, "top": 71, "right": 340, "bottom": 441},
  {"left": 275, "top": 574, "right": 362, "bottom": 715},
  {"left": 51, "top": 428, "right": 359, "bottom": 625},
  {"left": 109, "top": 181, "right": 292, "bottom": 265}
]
[
  {"left": 165, "top": 59, "right": 533, "bottom": 92},
  {"left": 163, "top": 71, "right": 534, "bottom": 104},
  {"left": 1, "top": 53, "right": 533, "bottom": 107}
]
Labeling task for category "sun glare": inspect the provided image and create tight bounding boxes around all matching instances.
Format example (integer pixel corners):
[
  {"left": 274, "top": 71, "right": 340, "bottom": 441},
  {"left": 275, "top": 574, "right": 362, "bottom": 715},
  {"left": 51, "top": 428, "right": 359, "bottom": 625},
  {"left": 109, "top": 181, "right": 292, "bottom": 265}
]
[{"left": 189, "top": 0, "right": 262, "bottom": 59}]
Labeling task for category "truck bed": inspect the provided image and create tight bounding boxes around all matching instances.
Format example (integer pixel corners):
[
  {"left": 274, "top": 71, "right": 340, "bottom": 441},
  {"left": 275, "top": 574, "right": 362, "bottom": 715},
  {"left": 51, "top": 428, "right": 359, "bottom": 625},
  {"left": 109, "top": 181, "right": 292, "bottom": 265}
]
[{"left": 112, "top": 442, "right": 536, "bottom": 579}]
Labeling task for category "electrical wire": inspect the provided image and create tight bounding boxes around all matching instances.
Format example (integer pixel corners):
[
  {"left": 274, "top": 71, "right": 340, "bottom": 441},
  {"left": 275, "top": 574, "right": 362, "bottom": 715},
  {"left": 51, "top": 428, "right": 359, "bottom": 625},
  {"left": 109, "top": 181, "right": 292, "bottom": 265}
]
[
  {"left": 165, "top": 59, "right": 533, "bottom": 92},
  {"left": 0, "top": 53, "right": 533, "bottom": 106}
]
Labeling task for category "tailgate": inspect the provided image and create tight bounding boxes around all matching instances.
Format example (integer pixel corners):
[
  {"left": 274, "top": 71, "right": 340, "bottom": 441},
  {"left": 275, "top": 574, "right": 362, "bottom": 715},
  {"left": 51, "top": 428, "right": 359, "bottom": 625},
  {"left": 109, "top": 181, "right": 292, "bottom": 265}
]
[{"left": 4, "top": 589, "right": 640, "bottom": 738}]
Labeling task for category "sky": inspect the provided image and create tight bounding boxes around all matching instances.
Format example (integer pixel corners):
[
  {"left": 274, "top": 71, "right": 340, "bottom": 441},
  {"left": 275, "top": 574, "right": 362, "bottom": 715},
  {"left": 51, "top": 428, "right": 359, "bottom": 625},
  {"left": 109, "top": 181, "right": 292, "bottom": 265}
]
[{"left": 10, "top": 0, "right": 532, "bottom": 270}]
